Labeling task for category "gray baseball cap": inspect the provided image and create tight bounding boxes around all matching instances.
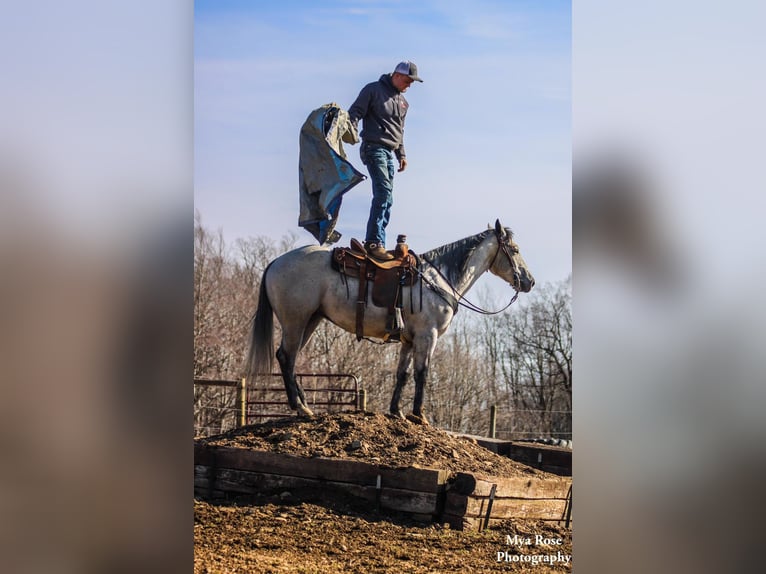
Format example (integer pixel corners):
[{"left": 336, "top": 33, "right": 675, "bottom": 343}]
[{"left": 394, "top": 61, "right": 423, "bottom": 82}]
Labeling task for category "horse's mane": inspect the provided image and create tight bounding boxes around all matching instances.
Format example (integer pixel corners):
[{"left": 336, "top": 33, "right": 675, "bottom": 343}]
[{"left": 420, "top": 228, "right": 513, "bottom": 286}]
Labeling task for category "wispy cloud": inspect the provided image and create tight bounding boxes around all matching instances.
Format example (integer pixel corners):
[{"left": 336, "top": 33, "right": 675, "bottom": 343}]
[{"left": 194, "top": 1, "right": 571, "bottom": 284}]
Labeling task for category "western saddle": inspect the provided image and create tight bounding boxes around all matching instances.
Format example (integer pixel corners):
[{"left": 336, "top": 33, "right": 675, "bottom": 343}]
[{"left": 331, "top": 237, "right": 419, "bottom": 342}]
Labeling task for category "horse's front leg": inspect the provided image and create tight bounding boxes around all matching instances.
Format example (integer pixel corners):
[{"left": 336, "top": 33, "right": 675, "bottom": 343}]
[
  {"left": 409, "top": 331, "right": 438, "bottom": 425},
  {"left": 390, "top": 340, "right": 413, "bottom": 419}
]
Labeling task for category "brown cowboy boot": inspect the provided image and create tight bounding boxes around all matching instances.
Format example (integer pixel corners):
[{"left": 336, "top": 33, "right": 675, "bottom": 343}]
[{"left": 364, "top": 241, "right": 394, "bottom": 261}]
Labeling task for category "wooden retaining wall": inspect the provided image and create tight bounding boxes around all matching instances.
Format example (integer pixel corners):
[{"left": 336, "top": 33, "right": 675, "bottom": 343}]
[
  {"left": 443, "top": 472, "right": 572, "bottom": 531},
  {"left": 194, "top": 443, "right": 448, "bottom": 520},
  {"left": 451, "top": 434, "right": 572, "bottom": 476},
  {"left": 194, "top": 443, "right": 572, "bottom": 530}
]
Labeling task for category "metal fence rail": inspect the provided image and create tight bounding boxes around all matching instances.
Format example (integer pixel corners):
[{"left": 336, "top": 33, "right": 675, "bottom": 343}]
[
  {"left": 193, "top": 373, "right": 361, "bottom": 436},
  {"left": 488, "top": 404, "right": 572, "bottom": 442},
  {"left": 247, "top": 373, "right": 360, "bottom": 424}
]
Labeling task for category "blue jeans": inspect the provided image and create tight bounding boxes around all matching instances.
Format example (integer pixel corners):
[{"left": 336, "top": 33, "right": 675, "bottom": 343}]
[{"left": 360, "top": 142, "right": 395, "bottom": 245}]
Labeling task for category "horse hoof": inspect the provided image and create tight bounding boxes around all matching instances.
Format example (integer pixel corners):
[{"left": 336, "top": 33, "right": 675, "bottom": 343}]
[
  {"left": 297, "top": 404, "right": 314, "bottom": 418},
  {"left": 405, "top": 413, "right": 429, "bottom": 425}
]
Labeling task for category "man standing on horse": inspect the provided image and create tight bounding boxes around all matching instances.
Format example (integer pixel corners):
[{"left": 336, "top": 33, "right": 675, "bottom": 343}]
[{"left": 348, "top": 61, "right": 423, "bottom": 261}]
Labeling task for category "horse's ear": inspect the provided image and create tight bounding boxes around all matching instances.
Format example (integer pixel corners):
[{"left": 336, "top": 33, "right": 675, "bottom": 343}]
[{"left": 494, "top": 219, "right": 506, "bottom": 237}]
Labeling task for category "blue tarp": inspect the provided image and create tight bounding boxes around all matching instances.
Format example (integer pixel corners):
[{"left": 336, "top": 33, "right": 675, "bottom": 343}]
[{"left": 298, "top": 103, "right": 366, "bottom": 244}]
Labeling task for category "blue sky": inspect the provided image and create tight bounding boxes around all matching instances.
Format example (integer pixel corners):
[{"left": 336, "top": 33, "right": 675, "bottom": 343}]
[{"left": 195, "top": 0, "right": 571, "bottom": 289}]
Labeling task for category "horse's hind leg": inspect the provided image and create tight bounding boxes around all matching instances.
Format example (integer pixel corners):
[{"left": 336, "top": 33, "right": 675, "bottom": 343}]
[
  {"left": 276, "top": 320, "right": 317, "bottom": 418},
  {"left": 276, "top": 345, "right": 304, "bottom": 413},
  {"left": 390, "top": 340, "right": 413, "bottom": 419},
  {"left": 293, "top": 313, "right": 323, "bottom": 405}
]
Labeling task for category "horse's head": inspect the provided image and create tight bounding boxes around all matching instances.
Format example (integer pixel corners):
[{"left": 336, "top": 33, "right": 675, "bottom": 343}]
[{"left": 490, "top": 219, "right": 535, "bottom": 293}]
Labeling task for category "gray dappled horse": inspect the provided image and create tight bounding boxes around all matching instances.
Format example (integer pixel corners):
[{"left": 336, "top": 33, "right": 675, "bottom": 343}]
[{"left": 246, "top": 220, "right": 534, "bottom": 424}]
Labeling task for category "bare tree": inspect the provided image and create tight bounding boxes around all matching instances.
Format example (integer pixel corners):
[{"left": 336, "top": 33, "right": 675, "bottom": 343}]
[
  {"left": 480, "top": 277, "right": 572, "bottom": 440},
  {"left": 193, "top": 213, "right": 296, "bottom": 435},
  {"left": 422, "top": 314, "right": 495, "bottom": 434}
]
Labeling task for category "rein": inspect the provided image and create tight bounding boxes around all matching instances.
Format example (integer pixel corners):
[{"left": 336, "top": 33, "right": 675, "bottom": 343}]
[{"left": 418, "top": 229, "right": 520, "bottom": 315}]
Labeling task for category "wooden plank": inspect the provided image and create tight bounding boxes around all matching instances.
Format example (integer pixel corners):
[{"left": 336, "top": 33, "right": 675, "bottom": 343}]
[
  {"left": 446, "top": 434, "right": 572, "bottom": 475},
  {"left": 194, "top": 444, "right": 449, "bottom": 493},
  {"left": 445, "top": 492, "right": 568, "bottom": 521},
  {"left": 194, "top": 444, "right": 217, "bottom": 466},
  {"left": 509, "top": 441, "right": 572, "bottom": 455},
  {"left": 194, "top": 465, "right": 439, "bottom": 515},
  {"left": 452, "top": 472, "right": 571, "bottom": 499},
  {"left": 531, "top": 465, "right": 571, "bottom": 476},
  {"left": 506, "top": 443, "right": 572, "bottom": 476},
  {"left": 380, "top": 488, "right": 439, "bottom": 515},
  {"left": 194, "top": 464, "right": 212, "bottom": 478},
  {"left": 445, "top": 492, "right": 482, "bottom": 516},
  {"left": 195, "top": 467, "right": 372, "bottom": 501}
]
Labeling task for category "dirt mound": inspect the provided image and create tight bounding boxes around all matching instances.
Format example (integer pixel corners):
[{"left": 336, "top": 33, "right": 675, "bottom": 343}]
[{"left": 198, "top": 411, "right": 547, "bottom": 477}]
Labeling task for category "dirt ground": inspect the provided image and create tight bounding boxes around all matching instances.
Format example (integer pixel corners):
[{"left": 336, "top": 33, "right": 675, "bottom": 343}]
[
  {"left": 194, "top": 499, "right": 572, "bottom": 573},
  {"left": 195, "top": 412, "right": 572, "bottom": 572}
]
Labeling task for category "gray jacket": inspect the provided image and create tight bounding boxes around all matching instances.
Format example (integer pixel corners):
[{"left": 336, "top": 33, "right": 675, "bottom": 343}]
[{"left": 348, "top": 74, "right": 409, "bottom": 160}]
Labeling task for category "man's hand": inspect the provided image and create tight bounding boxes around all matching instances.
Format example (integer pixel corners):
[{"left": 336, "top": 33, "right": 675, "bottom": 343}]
[{"left": 398, "top": 157, "right": 408, "bottom": 172}]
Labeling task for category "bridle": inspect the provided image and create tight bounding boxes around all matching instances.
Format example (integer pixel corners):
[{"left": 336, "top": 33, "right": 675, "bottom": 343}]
[{"left": 418, "top": 227, "right": 521, "bottom": 315}]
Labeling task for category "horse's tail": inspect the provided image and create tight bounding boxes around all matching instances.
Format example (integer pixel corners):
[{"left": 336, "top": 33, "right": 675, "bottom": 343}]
[{"left": 245, "top": 263, "right": 275, "bottom": 380}]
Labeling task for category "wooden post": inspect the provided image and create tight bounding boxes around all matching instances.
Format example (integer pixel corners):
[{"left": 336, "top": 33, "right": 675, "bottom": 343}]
[
  {"left": 482, "top": 483, "right": 497, "bottom": 531},
  {"left": 359, "top": 389, "right": 367, "bottom": 412},
  {"left": 489, "top": 405, "right": 497, "bottom": 439},
  {"left": 564, "top": 485, "right": 573, "bottom": 527},
  {"left": 238, "top": 378, "right": 247, "bottom": 427}
]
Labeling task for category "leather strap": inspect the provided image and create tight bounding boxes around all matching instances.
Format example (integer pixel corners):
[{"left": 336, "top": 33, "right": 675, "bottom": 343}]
[{"left": 355, "top": 259, "right": 369, "bottom": 341}]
